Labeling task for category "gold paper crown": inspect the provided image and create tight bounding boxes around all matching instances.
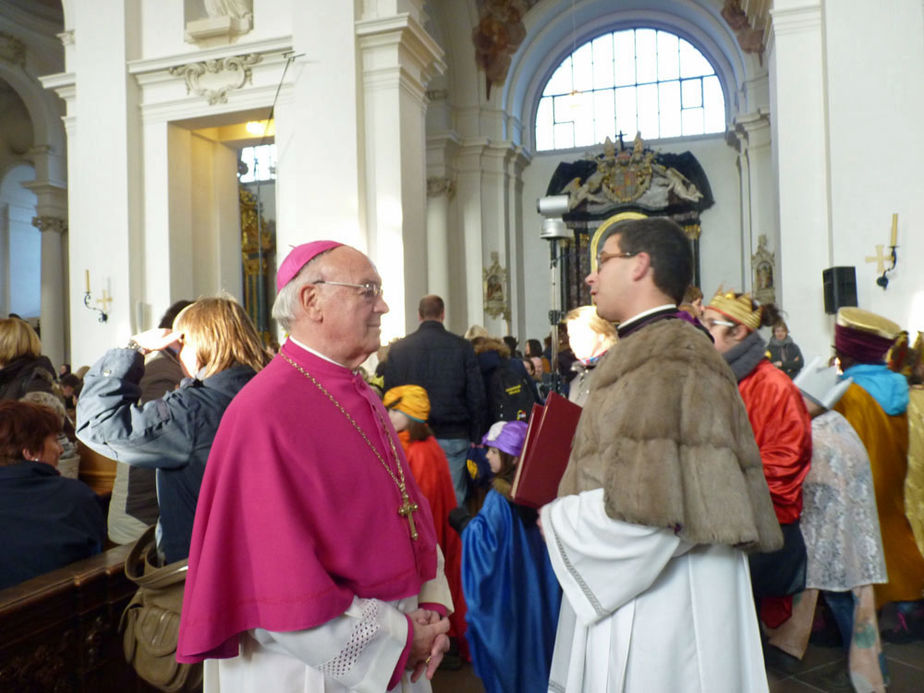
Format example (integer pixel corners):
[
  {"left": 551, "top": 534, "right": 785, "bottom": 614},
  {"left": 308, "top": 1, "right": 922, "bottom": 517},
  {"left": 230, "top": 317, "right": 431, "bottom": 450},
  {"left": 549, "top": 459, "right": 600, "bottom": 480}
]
[
  {"left": 835, "top": 307, "right": 901, "bottom": 340},
  {"left": 707, "top": 289, "right": 762, "bottom": 331}
]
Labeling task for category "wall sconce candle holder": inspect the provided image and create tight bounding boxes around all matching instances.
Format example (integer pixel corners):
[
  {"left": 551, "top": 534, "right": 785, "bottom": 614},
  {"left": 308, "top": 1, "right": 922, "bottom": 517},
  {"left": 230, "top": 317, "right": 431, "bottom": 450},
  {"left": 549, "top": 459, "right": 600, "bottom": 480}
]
[
  {"left": 83, "top": 270, "right": 110, "bottom": 322},
  {"left": 865, "top": 214, "right": 900, "bottom": 290},
  {"left": 875, "top": 245, "right": 898, "bottom": 290}
]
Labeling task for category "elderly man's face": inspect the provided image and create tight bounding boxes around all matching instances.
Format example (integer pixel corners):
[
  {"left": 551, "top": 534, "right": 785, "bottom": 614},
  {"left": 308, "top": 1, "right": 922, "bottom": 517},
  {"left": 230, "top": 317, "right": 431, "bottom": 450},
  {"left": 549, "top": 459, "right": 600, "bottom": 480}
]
[{"left": 315, "top": 247, "right": 389, "bottom": 365}]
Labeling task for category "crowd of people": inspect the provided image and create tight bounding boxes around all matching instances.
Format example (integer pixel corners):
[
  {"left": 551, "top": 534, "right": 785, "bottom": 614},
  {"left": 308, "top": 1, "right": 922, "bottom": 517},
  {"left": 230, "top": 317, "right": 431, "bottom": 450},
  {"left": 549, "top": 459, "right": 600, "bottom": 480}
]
[{"left": 1, "top": 218, "right": 922, "bottom": 693}]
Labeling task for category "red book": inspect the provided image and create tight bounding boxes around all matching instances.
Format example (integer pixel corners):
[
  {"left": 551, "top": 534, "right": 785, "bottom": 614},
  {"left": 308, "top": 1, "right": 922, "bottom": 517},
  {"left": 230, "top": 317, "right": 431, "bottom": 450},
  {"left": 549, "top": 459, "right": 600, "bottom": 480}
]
[{"left": 511, "top": 392, "right": 582, "bottom": 508}]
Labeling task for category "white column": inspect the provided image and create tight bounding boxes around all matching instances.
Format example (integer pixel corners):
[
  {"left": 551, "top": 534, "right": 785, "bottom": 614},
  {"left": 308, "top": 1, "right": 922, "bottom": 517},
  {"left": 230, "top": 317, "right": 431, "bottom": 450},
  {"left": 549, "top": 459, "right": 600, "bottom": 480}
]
[
  {"left": 57, "top": 0, "right": 143, "bottom": 368},
  {"left": 455, "top": 141, "right": 487, "bottom": 331},
  {"left": 506, "top": 146, "right": 530, "bottom": 339},
  {"left": 425, "top": 175, "right": 453, "bottom": 301},
  {"left": 425, "top": 125, "right": 458, "bottom": 313},
  {"left": 481, "top": 143, "right": 513, "bottom": 338},
  {"left": 23, "top": 149, "right": 68, "bottom": 366},
  {"left": 768, "top": 0, "right": 831, "bottom": 358},
  {"left": 732, "top": 110, "right": 776, "bottom": 293},
  {"left": 31, "top": 216, "right": 67, "bottom": 368},
  {"left": 278, "top": 2, "right": 363, "bottom": 257},
  {"left": 356, "top": 2, "right": 445, "bottom": 339}
]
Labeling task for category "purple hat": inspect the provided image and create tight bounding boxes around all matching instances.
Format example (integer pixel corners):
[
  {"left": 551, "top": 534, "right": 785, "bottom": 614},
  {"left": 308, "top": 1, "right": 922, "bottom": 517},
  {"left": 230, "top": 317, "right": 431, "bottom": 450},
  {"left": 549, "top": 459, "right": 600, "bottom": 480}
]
[
  {"left": 275, "top": 241, "right": 343, "bottom": 292},
  {"left": 482, "top": 420, "right": 529, "bottom": 458}
]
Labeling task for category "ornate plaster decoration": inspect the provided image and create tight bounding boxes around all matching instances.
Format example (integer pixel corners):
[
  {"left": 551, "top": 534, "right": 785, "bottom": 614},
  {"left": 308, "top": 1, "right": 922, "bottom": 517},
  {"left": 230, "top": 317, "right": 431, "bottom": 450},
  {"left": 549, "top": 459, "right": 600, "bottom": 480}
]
[
  {"left": 751, "top": 234, "right": 776, "bottom": 305},
  {"left": 185, "top": 0, "right": 253, "bottom": 42},
  {"left": 426, "top": 176, "right": 455, "bottom": 198},
  {"left": 562, "top": 135, "right": 654, "bottom": 208},
  {"left": 550, "top": 134, "right": 711, "bottom": 219},
  {"left": 169, "top": 54, "right": 262, "bottom": 105},
  {"left": 483, "top": 251, "right": 509, "bottom": 320},
  {"left": 472, "top": 0, "right": 539, "bottom": 98},
  {"left": 721, "top": 0, "right": 765, "bottom": 61},
  {"left": 0, "top": 32, "right": 26, "bottom": 68},
  {"left": 32, "top": 216, "right": 68, "bottom": 234},
  {"left": 57, "top": 30, "right": 75, "bottom": 47}
]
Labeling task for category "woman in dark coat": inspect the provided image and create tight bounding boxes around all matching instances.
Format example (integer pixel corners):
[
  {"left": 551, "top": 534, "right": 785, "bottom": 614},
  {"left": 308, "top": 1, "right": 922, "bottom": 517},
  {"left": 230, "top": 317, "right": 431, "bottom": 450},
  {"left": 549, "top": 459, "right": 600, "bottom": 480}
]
[
  {"left": 0, "top": 400, "right": 105, "bottom": 590},
  {"left": 77, "top": 297, "right": 271, "bottom": 563},
  {"left": 0, "top": 318, "right": 57, "bottom": 401},
  {"left": 767, "top": 319, "right": 804, "bottom": 378}
]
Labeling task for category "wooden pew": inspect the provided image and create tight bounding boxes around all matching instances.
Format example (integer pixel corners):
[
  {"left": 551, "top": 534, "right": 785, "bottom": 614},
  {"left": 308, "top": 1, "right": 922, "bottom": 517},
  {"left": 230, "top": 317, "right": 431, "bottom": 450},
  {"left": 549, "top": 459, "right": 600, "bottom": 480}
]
[{"left": 0, "top": 544, "right": 163, "bottom": 692}]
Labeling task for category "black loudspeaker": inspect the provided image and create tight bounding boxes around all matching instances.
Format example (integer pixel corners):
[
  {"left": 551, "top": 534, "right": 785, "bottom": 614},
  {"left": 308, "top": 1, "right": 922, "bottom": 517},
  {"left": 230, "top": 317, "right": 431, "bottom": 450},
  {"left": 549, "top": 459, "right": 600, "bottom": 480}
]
[{"left": 822, "top": 266, "right": 858, "bottom": 315}]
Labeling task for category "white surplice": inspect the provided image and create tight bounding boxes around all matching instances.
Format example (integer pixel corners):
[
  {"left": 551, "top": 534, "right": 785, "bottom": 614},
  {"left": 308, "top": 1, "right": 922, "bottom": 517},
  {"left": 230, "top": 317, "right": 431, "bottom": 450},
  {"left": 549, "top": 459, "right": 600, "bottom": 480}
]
[
  {"left": 541, "top": 489, "right": 768, "bottom": 693},
  {"left": 205, "top": 596, "right": 429, "bottom": 693},
  {"left": 205, "top": 550, "right": 451, "bottom": 693}
]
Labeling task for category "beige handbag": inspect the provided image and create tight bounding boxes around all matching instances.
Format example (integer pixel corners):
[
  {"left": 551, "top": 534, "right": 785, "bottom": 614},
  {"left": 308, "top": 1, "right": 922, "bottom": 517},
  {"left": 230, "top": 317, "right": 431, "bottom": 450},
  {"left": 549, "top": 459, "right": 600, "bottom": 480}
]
[{"left": 120, "top": 525, "right": 202, "bottom": 692}]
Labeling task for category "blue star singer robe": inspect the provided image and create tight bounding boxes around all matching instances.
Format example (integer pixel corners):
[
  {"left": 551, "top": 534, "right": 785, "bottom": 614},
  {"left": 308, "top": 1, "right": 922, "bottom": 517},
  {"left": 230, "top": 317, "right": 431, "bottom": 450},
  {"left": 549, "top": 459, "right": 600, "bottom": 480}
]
[{"left": 461, "top": 489, "right": 561, "bottom": 693}]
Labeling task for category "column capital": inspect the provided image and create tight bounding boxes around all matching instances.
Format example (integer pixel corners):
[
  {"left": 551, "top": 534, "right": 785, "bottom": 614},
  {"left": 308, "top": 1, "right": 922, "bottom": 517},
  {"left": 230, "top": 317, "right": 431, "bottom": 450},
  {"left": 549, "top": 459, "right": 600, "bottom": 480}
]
[
  {"left": 356, "top": 12, "right": 446, "bottom": 103},
  {"left": 732, "top": 109, "right": 772, "bottom": 149},
  {"left": 426, "top": 176, "right": 455, "bottom": 198},
  {"left": 32, "top": 215, "right": 67, "bottom": 234},
  {"left": 769, "top": 1, "right": 822, "bottom": 39}
]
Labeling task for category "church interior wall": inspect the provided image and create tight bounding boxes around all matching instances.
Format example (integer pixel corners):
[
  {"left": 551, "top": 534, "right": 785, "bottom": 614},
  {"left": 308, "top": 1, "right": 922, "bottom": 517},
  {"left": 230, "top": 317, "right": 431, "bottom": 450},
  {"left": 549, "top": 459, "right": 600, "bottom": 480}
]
[
  {"left": 276, "top": 1, "right": 363, "bottom": 265},
  {"left": 823, "top": 0, "right": 924, "bottom": 337},
  {"left": 64, "top": 0, "right": 143, "bottom": 368},
  {"left": 764, "top": 1, "right": 829, "bottom": 360},
  {"left": 770, "top": 0, "right": 924, "bottom": 361},
  {"left": 5, "top": 0, "right": 921, "bottom": 372}
]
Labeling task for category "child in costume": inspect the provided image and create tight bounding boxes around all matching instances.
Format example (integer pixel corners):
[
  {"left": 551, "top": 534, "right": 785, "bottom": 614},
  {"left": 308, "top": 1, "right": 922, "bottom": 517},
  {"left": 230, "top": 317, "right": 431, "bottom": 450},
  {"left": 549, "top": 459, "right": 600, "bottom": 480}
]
[
  {"left": 450, "top": 420, "right": 561, "bottom": 693},
  {"left": 383, "top": 384, "right": 468, "bottom": 665}
]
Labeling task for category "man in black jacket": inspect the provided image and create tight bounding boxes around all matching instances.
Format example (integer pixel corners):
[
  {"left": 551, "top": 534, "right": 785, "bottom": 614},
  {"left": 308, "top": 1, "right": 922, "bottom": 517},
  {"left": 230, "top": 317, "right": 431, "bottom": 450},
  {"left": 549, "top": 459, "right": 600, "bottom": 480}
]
[{"left": 384, "top": 295, "right": 485, "bottom": 505}]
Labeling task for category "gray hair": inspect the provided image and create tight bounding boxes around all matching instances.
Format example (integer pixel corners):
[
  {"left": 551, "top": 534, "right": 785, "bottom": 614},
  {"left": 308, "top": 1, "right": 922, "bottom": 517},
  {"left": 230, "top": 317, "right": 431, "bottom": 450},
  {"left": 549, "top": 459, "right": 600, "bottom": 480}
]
[{"left": 271, "top": 250, "right": 332, "bottom": 331}]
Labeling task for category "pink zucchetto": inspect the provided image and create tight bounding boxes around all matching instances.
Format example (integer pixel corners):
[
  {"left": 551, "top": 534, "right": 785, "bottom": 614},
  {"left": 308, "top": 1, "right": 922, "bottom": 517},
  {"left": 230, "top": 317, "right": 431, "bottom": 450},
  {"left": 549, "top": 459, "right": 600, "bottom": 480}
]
[{"left": 275, "top": 241, "right": 343, "bottom": 292}]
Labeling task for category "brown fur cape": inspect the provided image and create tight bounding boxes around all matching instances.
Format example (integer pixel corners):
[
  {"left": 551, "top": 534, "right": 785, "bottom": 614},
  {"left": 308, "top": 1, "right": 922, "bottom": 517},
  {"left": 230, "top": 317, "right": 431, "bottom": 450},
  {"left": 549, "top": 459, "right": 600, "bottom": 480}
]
[{"left": 558, "top": 318, "right": 782, "bottom": 552}]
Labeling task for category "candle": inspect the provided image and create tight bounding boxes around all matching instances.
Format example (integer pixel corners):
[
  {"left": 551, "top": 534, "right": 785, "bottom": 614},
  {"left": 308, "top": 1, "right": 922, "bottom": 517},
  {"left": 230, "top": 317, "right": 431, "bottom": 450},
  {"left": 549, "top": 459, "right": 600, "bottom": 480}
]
[
  {"left": 890, "top": 213, "right": 898, "bottom": 247},
  {"left": 85, "top": 269, "right": 90, "bottom": 293}
]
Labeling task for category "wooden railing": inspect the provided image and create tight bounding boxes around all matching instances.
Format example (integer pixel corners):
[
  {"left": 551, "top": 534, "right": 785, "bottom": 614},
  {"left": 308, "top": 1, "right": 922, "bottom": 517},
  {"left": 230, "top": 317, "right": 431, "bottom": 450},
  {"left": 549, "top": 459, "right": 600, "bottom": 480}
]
[{"left": 0, "top": 544, "right": 161, "bottom": 692}]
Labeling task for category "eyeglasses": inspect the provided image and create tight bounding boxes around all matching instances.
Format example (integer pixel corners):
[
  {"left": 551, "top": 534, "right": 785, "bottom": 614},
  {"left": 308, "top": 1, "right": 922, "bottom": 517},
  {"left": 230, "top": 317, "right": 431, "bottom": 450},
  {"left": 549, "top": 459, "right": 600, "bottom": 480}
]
[
  {"left": 703, "top": 318, "right": 736, "bottom": 329},
  {"left": 596, "top": 250, "right": 637, "bottom": 269},
  {"left": 312, "top": 280, "right": 384, "bottom": 301}
]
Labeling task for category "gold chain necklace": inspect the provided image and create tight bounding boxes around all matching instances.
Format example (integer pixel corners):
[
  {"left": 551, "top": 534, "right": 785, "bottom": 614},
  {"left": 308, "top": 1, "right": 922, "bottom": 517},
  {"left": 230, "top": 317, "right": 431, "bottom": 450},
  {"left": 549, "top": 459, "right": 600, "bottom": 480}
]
[{"left": 281, "top": 353, "right": 419, "bottom": 540}]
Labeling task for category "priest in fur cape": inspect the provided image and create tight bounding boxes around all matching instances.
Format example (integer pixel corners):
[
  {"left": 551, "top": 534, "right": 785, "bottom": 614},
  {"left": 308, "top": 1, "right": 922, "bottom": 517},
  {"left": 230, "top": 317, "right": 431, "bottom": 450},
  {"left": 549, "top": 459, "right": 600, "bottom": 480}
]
[
  {"left": 540, "top": 216, "right": 782, "bottom": 692},
  {"left": 177, "top": 241, "right": 452, "bottom": 692}
]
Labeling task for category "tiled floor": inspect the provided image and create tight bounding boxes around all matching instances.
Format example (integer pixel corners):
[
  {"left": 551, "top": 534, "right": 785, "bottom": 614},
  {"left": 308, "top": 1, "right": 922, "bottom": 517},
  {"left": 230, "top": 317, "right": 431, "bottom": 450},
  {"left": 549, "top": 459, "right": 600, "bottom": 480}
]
[
  {"left": 768, "top": 638, "right": 924, "bottom": 692},
  {"left": 432, "top": 639, "right": 924, "bottom": 692}
]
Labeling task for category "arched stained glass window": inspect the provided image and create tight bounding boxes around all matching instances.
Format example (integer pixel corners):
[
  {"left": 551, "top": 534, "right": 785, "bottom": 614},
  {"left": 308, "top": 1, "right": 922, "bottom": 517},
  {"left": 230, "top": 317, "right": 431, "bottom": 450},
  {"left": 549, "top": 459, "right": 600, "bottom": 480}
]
[{"left": 535, "top": 28, "right": 726, "bottom": 151}]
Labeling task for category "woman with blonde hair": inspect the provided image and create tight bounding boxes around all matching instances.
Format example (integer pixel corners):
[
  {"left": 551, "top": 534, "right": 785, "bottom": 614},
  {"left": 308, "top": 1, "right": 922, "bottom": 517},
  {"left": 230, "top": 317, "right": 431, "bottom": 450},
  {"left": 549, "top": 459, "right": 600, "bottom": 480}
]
[
  {"left": 0, "top": 318, "right": 57, "bottom": 401},
  {"left": 564, "top": 305, "right": 617, "bottom": 406},
  {"left": 77, "top": 296, "right": 271, "bottom": 563}
]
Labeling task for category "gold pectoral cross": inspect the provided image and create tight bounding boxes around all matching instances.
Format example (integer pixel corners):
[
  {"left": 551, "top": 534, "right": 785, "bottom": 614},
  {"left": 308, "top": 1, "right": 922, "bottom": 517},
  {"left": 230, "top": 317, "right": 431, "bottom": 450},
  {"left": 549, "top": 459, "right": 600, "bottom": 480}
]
[
  {"left": 398, "top": 492, "right": 419, "bottom": 541},
  {"left": 865, "top": 244, "right": 888, "bottom": 274}
]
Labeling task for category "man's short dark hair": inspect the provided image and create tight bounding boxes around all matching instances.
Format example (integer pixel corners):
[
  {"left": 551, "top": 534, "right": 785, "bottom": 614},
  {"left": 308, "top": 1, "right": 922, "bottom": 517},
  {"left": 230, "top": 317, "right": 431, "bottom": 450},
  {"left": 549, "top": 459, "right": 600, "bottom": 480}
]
[
  {"left": 418, "top": 295, "right": 445, "bottom": 320},
  {"left": 601, "top": 217, "right": 692, "bottom": 304},
  {"left": 159, "top": 300, "right": 194, "bottom": 329}
]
